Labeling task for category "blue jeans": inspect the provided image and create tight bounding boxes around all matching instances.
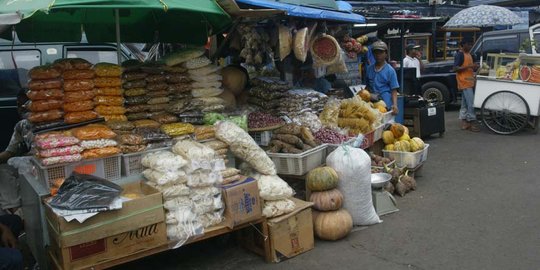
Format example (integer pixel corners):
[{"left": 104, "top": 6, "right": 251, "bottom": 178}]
[
  {"left": 459, "top": 88, "right": 476, "bottom": 121},
  {"left": 0, "top": 215, "right": 23, "bottom": 270}
]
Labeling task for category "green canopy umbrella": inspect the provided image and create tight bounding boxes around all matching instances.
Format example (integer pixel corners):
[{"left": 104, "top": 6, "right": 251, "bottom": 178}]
[{"left": 0, "top": 0, "right": 231, "bottom": 45}]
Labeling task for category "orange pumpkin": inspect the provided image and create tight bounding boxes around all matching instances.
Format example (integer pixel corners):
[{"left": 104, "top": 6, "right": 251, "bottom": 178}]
[
  {"left": 312, "top": 209, "right": 353, "bottom": 241},
  {"left": 358, "top": 89, "right": 371, "bottom": 102},
  {"left": 310, "top": 189, "right": 344, "bottom": 211},
  {"left": 390, "top": 123, "right": 405, "bottom": 138}
]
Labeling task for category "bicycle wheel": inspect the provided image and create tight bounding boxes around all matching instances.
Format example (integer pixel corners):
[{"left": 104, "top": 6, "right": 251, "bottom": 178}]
[{"left": 481, "top": 90, "right": 530, "bottom": 135}]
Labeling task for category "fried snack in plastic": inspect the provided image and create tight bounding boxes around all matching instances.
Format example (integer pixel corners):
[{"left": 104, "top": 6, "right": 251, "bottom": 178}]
[
  {"left": 133, "top": 119, "right": 161, "bottom": 129},
  {"left": 136, "top": 128, "right": 170, "bottom": 142},
  {"left": 103, "top": 114, "right": 128, "bottom": 122},
  {"left": 161, "top": 123, "right": 195, "bottom": 137},
  {"left": 41, "top": 154, "right": 82, "bottom": 166},
  {"left": 64, "top": 90, "right": 96, "bottom": 102},
  {"left": 147, "top": 97, "right": 170, "bottom": 105},
  {"left": 166, "top": 74, "right": 191, "bottom": 84},
  {"left": 53, "top": 58, "right": 92, "bottom": 71},
  {"left": 94, "top": 96, "right": 124, "bottom": 106},
  {"left": 122, "top": 72, "right": 147, "bottom": 82},
  {"left": 124, "top": 88, "right": 146, "bottom": 97},
  {"left": 94, "top": 63, "right": 122, "bottom": 77},
  {"left": 145, "top": 74, "right": 167, "bottom": 83},
  {"left": 127, "top": 112, "right": 148, "bottom": 121},
  {"left": 126, "top": 104, "right": 148, "bottom": 113},
  {"left": 106, "top": 120, "right": 134, "bottom": 131},
  {"left": 146, "top": 83, "right": 168, "bottom": 92},
  {"left": 95, "top": 105, "right": 126, "bottom": 115},
  {"left": 119, "top": 144, "right": 147, "bottom": 153},
  {"left": 150, "top": 112, "right": 178, "bottom": 124},
  {"left": 35, "top": 134, "right": 79, "bottom": 150},
  {"left": 116, "top": 134, "right": 145, "bottom": 145},
  {"left": 147, "top": 90, "right": 169, "bottom": 97},
  {"left": 63, "top": 100, "right": 94, "bottom": 112},
  {"left": 64, "top": 110, "right": 99, "bottom": 124},
  {"left": 82, "top": 146, "right": 121, "bottom": 159},
  {"left": 28, "top": 110, "right": 63, "bottom": 123},
  {"left": 63, "top": 69, "right": 95, "bottom": 80},
  {"left": 39, "top": 145, "right": 83, "bottom": 158},
  {"left": 123, "top": 80, "right": 146, "bottom": 89},
  {"left": 27, "top": 99, "right": 63, "bottom": 112},
  {"left": 27, "top": 89, "right": 63, "bottom": 101},
  {"left": 96, "top": 87, "right": 124, "bottom": 96},
  {"left": 168, "top": 83, "right": 192, "bottom": 93},
  {"left": 29, "top": 66, "right": 61, "bottom": 80},
  {"left": 146, "top": 103, "right": 168, "bottom": 112},
  {"left": 28, "top": 79, "right": 62, "bottom": 91},
  {"left": 125, "top": 96, "right": 150, "bottom": 105},
  {"left": 64, "top": 79, "right": 94, "bottom": 91},
  {"left": 72, "top": 124, "right": 117, "bottom": 140},
  {"left": 94, "top": 77, "right": 122, "bottom": 88}
]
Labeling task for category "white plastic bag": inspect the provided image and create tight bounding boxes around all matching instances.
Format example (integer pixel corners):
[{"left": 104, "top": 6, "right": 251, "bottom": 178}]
[
  {"left": 143, "top": 169, "right": 187, "bottom": 186},
  {"left": 256, "top": 174, "right": 294, "bottom": 201},
  {"left": 326, "top": 146, "right": 381, "bottom": 225},
  {"left": 142, "top": 150, "right": 187, "bottom": 172},
  {"left": 172, "top": 140, "right": 216, "bottom": 161}
]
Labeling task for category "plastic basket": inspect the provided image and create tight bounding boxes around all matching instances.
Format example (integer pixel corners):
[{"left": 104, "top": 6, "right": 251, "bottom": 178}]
[
  {"left": 32, "top": 155, "right": 122, "bottom": 189},
  {"left": 249, "top": 131, "right": 273, "bottom": 147},
  {"left": 121, "top": 147, "right": 171, "bottom": 176},
  {"left": 382, "top": 112, "right": 394, "bottom": 124},
  {"left": 267, "top": 144, "right": 327, "bottom": 176},
  {"left": 374, "top": 123, "right": 385, "bottom": 142},
  {"left": 382, "top": 144, "right": 429, "bottom": 169}
]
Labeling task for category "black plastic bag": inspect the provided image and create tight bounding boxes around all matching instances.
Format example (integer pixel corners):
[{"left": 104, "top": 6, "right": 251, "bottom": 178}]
[{"left": 49, "top": 172, "right": 123, "bottom": 210}]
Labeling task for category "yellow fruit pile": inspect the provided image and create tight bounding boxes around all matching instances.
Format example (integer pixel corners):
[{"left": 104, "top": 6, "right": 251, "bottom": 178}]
[
  {"left": 338, "top": 96, "right": 382, "bottom": 135},
  {"left": 382, "top": 123, "right": 425, "bottom": 152}
]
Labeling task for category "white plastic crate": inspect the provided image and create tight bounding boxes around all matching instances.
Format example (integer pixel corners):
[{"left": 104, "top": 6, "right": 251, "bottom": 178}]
[
  {"left": 374, "top": 123, "right": 385, "bottom": 142},
  {"left": 32, "top": 155, "right": 122, "bottom": 189},
  {"left": 249, "top": 131, "right": 273, "bottom": 146},
  {"left": 121, "top": 147, "right": 171, "bottom": 176},
  {"left": 382, "top": 112, "right": 394, "bottom": 124},
  {"left": 267, "top": 144, "right": 327, "bottom": 176},
  {"left": 382, "top": 144, "right": 429, "bottom": 169}
]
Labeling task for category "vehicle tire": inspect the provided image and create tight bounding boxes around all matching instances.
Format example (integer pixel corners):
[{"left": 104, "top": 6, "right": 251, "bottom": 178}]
[{"left": 421, "top": 81, "right": 450, "bottom": 104}]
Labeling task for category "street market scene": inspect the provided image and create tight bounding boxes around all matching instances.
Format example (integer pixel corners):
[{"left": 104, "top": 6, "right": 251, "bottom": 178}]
[{"left": 0, "top": 0, "right": 538, "bottom": 269}]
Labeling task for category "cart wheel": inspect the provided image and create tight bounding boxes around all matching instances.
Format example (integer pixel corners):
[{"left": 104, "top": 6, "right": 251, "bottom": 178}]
[{"left": 480, "top": 91, "right": 530, "bottom": 135}]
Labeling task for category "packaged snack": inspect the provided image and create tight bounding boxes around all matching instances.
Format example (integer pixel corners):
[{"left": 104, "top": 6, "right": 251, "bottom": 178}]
[
  {"left": 191, "top": 81, "right": 222, "bottom": 89},
  {"left": 188, "top": 65, "right": 221, "bottom": 77},
  {"left": 146, "top": 83, "right": 168, "bottom": 92},
  {"left": 147, "top": 97, "right": 170, "bottom": 105},
  {"left": 124, "top": 88, "right": 147, "bottom": 97},
  {"left": 136, "top": 128, "right": 171, "bottom": 142},
  {"left": 39, "top": 145, "right": 83, "bottom": 158},
  {"left": 127, "top": 112, "right": 149, "bottom": 121},
  {"left": 113, "top": 130, "right": 133, "bottom": 135},
  {"left": 94, "top": 63, "right": 122, "bottom": 77},
  {"left": 122, "top": 80, "right": 146, "bottom": 89},
  {"left": 72, "top": 124, "right": 117, "bottom": 140},
  {"left": 96, "top": 87, "right": 124, "bottom": 96},
  {"left": 27, "top": 99, "right": 63, "bottom": 112},
  {"left": 29, "top": 66, "right": 61, "bottom": 80},
  {"left": 167, "top": 99, "right": 190, "bottom": 114},
  {"left": 147, "top": 90, "right": 169, "bottom": 97},
  {"left": 150, "top": 113, "right": 178, "bottom": 124},
  {"left": 64, "top": 90, "right": 96, "bottom": 102},
  {"left": 64, "top": 110, "right": 99, "bottom": 124},
  {"left": 122, "top": 72, "right": 147, "bottom": 82},
  {"left": 163, "top": 66, "right": 187, "bottom": 74},
  {"left": 161, "top": 123, "right": 195, "bottom": 137},
  {"left": 167, "top": 74, "right": 191, "bottom": 84},
  {"left": 63, "top": 69, "right": 95, "bottom": 80},
  {"left": 95, "top": 105, "right": 126, "bottom": 115},
  {"left": 80, "top": 139, "right": 118, "bottom": 149},
  {"left": 126, "top": 104, "right": 148, "bottom": 113},
  {"left": 106, "top": 120, "right": 134, "bottom": 131},
  {"left": 27, "top": 89, "right": 64, "bottom": 101},
  {"left": 63, "top": 79, "right": 94, "bottom": 91},
  {"left": 183, "top": 56, "right": 211, "bottom": 70},
  {"left": 133, "top": 119, "right": 161, "bottom": 129},
  {"left": 103, "top": 114, "right": 128, "bottom": 122},
  {"left": 119, "top": 144, "right": 147, "bottom": 153},
  {"left": 41, "top": 154, "right": 82, "bottom": 166},
  {"left": 168, "top": 83, "right": 192, "bottom": 93},
  {"left": 94, "top": 77, "right": 122, "bottom": 88},
  {"left": 145, "top": 74, "right": 167, "bottom": 83},
  {"left": 82, "top": 146, "right": 121, "bottom": 159},
  {"left": 28, "top": 110, "right": 63, "bottom": 123},
  {"left": 191, "top": 74, "right": 222, "bottom": 83},
  {"left": 146, "top": 103, "right": 168, "bottom": 112},
  {"left": 116, "top": 134, "right": 145, "bottom": 145},
  {"left": 35, "top": 135, "right": 79, "bottom": 150},
  {"left": 191, "top": 88, "right": 224, "bottom": 98},
  {"left": 125, "top": 96, "right": 150, "bottom": 105},
  {"left": 28, "top": 79, "right": 62, "bottom": 90},
  {"left": 53, "top": 58, "right": 92, "bottom": 71},
  {"left": 94, "top": 96, "right": 124, "bottom": 106},
  {"left": 63, "top": 100, "right": 95, "bottom": 112}
]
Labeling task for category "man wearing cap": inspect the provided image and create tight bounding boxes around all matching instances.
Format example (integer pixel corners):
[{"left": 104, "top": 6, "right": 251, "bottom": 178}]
[
  {"left": 365, "top": 40, "right": 399, "bottom": 115},
  {"left": 403, "top": 44, "right": 423, "bottom": 78}
]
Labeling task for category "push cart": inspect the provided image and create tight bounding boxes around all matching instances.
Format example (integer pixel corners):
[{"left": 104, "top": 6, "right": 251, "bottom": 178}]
[{"left": 473, "top": 54, "right": 540, "bottom": 135}]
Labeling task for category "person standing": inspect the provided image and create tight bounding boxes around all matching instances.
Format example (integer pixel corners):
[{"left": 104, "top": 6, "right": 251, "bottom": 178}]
[
  {"left": 453, "top": 39, "right": 480, "bottom": 131},
  {"left": 403, "top": 44, "right": 423, "bottom": 78},
  {"left": 0, "top": 214, "right": 23, "bottom": 270},
  {"left": 365, "top": 40, "right": 399, "bottom": 115}
]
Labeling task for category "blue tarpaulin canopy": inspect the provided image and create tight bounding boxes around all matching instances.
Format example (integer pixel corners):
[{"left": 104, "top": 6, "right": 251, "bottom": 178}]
[{"left": 235, "top": 0, "right": 366, "bottom": 23}]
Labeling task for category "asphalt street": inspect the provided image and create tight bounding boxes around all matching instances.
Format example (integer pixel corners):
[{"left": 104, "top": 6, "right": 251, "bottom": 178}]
[{"left": 115, "top": 109, "right": 540, "bottom": 270}]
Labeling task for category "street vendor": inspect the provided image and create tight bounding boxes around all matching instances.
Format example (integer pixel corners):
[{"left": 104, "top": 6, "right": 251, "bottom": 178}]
[{"left": 365, "top": 40, "right": 399, "bottom": 115}]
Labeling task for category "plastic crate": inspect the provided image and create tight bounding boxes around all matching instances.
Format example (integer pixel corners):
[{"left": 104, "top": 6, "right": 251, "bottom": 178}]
[
  {"left": 382, "top": 112, "right": 395, "bottom": 124},
  {"left": 121, "top": 147, "right": 171, "bottom": 176},
  {"left": 249, "top": 131, "right": 273, "bottom": 147},
  {"left": 382, "top": 144, "right": 429, "bottom": 169},
  {"left": 32, "top": 155, "right": 121, "bottom": 189},
  {"left": 374, "top": 123, "right": 385, "bottom": 142},
  {"left": 267, "top": 144, "right": 327, "bottom": 176}
]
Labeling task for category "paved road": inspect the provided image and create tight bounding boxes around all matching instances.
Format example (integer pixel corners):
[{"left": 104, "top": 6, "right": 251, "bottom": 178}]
[{"left": 116, "top": 110, "right": 540, "bottom": 270}]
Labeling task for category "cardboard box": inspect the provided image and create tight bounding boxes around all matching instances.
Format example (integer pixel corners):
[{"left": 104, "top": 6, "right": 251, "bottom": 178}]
[
  {"left": 267, "top": 198, "right": 314, "bottom": 263},
  {"left": 45, "top": 181, "right": 165, "bottom": 247},
  {"left": 50, "top": 222, "right": 167, "bottom": 270},
  {"left": 221, "top": 177, "right": 262, "bottom": 229}
]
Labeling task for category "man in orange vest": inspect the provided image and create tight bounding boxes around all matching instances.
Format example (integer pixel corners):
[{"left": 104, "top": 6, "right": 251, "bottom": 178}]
[{"left": 453, "top": 39, "right": 480, "bottom": 132}]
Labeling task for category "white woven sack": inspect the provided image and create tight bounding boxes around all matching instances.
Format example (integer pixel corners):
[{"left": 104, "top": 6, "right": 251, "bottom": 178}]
[{"left": 326, "top": 146, "right": 381, "bottom": 226}]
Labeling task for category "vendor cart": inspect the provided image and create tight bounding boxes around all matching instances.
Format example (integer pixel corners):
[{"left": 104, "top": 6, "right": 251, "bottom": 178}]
[{"left": 473, "top": 53, "right": 540, "bottom": 135}]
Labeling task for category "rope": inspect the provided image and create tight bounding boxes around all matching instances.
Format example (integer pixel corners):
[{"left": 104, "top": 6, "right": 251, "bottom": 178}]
[{"left": 158, "top": 0, "right": 169, "bottom": 12}]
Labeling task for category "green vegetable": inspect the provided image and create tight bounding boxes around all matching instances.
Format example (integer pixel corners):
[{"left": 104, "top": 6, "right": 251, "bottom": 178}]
[{"left": 203, "top": 113, "right": 226, "bottom": 125}]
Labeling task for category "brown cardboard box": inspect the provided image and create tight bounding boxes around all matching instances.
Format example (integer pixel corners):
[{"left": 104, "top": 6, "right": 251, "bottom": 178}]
[
  {"left": 221, "top": 177, "right": 262, "bottom": 229},
  {"left": 267, "top": 198, "right": 314, "bottom": 263},
  {"left": 50, "top": 222, "right": 167, "bottom": 270},
  {"left": 45, "top": 181, "right": 165, "bottom": 247}
]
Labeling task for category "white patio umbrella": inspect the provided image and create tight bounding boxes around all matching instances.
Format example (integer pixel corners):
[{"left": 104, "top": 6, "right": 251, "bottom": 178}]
[{"left": 443, "top": 5, "right": 522, "bottom": 28}]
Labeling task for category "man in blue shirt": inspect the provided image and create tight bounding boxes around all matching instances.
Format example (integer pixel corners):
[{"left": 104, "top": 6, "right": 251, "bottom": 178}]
[{"left": 366, "top": 41, "right": 399, "bottom": 115}]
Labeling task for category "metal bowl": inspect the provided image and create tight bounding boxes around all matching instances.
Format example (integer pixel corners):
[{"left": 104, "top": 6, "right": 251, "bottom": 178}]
[{"left": 371, "top": 173, "right": 392, "bottom": 189}]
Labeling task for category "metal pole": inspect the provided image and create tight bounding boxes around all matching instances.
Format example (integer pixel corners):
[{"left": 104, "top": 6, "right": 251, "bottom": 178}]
[
  {"left": 400, "top": 22, "right": 405, "bottom": 94},
  {"left": 115, "top": 9, "right": 121, "bottom": 65}
]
